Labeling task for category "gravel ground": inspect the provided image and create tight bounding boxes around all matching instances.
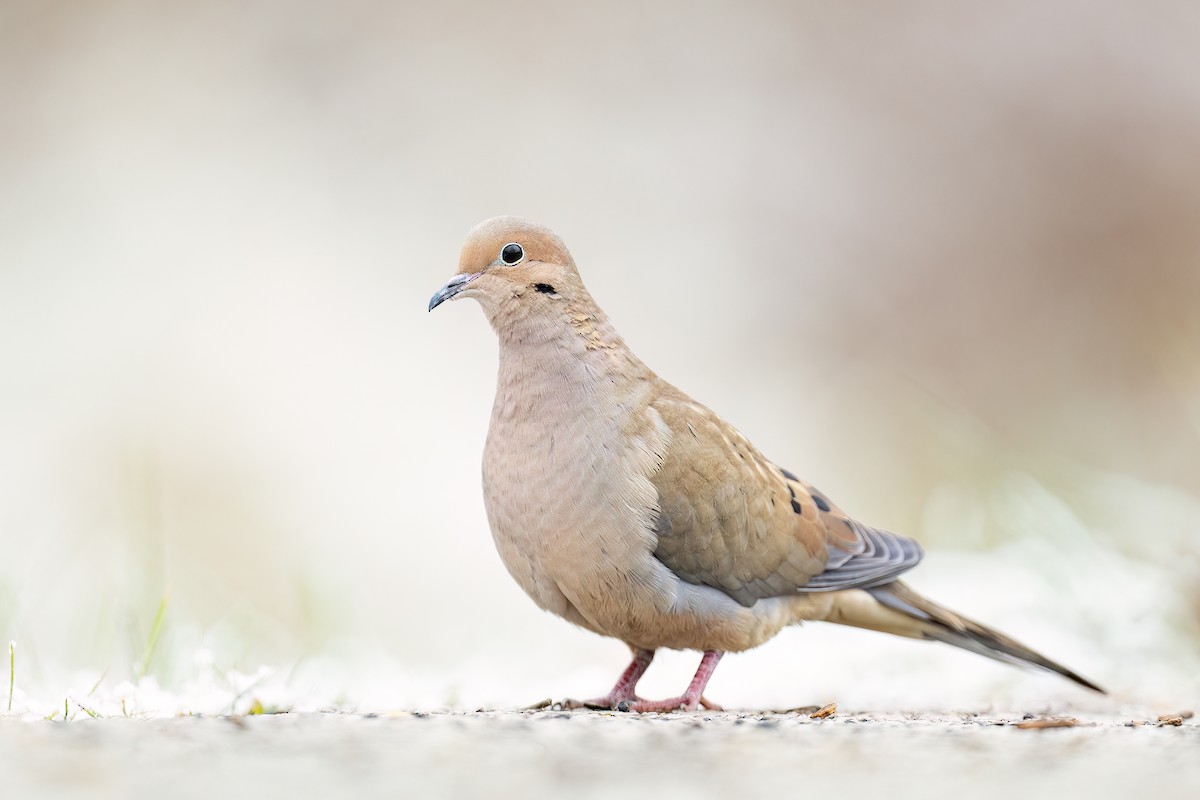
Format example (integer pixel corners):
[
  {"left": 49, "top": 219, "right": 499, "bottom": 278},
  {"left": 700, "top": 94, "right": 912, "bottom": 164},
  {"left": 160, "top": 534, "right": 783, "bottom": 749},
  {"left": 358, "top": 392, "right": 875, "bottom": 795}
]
[{"left": 2, "top": 708, "right": 1196, "bottom": 800}]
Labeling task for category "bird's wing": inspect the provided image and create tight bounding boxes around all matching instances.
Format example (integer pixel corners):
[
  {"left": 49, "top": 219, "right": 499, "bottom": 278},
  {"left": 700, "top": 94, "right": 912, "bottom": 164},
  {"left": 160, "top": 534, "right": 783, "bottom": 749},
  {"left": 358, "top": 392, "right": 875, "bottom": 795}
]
[{"left": 648, "top": 394, "right": 923, "bottom": 607}]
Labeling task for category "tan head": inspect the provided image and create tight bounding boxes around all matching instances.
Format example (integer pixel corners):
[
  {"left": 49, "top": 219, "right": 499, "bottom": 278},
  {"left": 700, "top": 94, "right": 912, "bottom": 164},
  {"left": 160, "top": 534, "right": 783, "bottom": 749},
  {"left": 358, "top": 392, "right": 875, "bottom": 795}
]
[{"left": 428, "top": 216, "right": 584, "bottom": 318}]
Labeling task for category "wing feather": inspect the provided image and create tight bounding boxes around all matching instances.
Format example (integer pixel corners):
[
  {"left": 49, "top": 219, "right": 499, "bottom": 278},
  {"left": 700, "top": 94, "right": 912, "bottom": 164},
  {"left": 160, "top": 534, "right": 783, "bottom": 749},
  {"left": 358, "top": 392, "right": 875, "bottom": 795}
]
[{"left": 648, "top": 395, "right": 922, "bottom": 605}]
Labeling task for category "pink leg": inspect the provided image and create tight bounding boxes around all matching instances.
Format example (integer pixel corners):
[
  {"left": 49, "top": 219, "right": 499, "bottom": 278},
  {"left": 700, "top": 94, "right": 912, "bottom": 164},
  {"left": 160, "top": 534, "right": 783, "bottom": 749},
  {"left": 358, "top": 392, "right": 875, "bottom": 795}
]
[
  {"left": 561, "top": 648, "right": 655, "bottom": 710},
  {"left": 626, "top": 650, "right": 724, "bottom": 713}
]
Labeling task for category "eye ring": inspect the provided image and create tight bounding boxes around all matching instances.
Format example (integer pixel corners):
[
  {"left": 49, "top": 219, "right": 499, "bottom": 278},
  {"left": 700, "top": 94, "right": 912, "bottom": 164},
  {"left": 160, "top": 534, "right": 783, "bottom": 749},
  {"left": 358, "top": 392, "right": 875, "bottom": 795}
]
[{"left": 500, "top": 242, "right": 524, "bottom": 265}]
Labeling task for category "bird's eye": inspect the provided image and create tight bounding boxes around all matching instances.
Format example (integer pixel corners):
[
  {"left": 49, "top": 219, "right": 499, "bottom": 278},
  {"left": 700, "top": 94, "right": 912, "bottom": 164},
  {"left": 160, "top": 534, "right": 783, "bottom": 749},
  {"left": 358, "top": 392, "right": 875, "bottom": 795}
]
[{"left": 500, "top": 243, "right": 524, "bottom": 265}]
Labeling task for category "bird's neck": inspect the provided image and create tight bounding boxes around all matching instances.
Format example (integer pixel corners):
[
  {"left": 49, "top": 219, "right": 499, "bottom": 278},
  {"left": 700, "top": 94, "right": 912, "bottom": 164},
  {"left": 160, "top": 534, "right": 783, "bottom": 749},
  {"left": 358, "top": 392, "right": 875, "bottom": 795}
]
[{"left": 488, "top": 298, "right": 648, "bottom": 419}]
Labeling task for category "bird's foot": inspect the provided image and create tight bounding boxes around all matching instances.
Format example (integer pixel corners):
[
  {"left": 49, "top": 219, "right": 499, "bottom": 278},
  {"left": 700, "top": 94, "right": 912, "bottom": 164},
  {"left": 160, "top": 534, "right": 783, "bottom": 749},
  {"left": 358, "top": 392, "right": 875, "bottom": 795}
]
[
  {"left": 557, "top": 647, "right": 657, "bottom": 710},
  {"left": 621, "top": 694, "right": 722, "bottom": 713},
  {"left": 557, "top": 692, "right": 642, "bottom": 711},
  {"left": 621, "top": 650, "right": 725, "bottom": 713}
]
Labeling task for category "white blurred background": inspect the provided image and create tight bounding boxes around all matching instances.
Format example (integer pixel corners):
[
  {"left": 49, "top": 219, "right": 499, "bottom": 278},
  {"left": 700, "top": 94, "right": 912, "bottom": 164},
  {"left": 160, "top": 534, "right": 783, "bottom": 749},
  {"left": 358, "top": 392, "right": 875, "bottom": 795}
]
[{"left": 2, "top": 0, "right": 1198, "bottom": 716}]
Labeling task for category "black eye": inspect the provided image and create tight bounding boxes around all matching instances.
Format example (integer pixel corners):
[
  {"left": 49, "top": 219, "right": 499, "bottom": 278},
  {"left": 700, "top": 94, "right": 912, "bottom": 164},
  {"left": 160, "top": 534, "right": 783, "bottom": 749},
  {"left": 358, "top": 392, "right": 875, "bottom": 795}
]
[{"left": 500, "top": 243, "right": 524, "bottom": 265}]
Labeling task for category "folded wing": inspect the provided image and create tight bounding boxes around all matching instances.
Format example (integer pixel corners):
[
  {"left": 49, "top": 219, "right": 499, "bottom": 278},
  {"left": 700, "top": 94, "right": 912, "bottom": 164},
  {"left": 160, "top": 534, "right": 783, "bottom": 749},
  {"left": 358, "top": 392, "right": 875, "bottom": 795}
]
[{"left": 649, "top": 395, "right": 922, "bottom": 606}]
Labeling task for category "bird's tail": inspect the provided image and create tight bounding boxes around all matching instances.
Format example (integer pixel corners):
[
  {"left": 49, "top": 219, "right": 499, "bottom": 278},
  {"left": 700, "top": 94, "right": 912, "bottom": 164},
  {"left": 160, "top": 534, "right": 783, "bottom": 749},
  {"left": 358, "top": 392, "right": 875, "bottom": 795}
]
[{"left": 826, "top": 580, "right": 1104, "bottom": 693}]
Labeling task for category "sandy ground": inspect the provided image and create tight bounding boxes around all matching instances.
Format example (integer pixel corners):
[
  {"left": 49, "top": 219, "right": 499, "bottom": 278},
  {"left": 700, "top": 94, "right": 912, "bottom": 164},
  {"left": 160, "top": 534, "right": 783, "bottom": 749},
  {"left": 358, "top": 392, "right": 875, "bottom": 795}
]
[{"left": 2, "top": 707, "right": 1196, "bottom": 800}]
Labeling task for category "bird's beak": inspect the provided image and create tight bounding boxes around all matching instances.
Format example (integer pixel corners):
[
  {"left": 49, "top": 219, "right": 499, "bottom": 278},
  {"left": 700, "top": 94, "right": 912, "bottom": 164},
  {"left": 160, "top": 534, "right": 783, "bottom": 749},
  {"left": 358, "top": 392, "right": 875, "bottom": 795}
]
[{"left": 428, "top": 272, "right": 481, "bottom": 312}]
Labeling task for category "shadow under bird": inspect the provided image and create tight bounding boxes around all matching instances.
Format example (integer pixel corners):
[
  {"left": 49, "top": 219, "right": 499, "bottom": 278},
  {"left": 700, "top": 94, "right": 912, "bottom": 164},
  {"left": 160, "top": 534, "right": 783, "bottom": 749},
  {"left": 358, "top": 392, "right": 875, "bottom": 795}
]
[{"left": 428, "top": 216, "right": 1103, "bottom": 711}]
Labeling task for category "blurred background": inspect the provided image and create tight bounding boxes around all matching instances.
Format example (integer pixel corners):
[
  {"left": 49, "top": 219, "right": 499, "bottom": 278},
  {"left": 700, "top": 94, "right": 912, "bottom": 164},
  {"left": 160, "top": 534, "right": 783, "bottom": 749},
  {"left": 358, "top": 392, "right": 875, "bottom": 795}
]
[{"left": 1, "top": 0, "right": 1198, "bottom": 716}]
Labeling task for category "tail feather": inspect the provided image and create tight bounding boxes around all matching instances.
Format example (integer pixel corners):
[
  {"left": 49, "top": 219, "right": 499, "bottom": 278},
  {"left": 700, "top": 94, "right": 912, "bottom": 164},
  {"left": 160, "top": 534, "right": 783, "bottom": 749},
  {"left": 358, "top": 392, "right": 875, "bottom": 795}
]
[{"left": 853, "top": 581, "right": 1105, "bottom": 694}]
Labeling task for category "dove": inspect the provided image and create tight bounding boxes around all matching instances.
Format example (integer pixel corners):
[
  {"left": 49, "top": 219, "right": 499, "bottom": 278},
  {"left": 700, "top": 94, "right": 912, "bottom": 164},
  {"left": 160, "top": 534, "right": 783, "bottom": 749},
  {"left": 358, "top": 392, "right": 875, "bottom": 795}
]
[{"left": 428, "top": 216, "right": 1103, "bottom": 711}]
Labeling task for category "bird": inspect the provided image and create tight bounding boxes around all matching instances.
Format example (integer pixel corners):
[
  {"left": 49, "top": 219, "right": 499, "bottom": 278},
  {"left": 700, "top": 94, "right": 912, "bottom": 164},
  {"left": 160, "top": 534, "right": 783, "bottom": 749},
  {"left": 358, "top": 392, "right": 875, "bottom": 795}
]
[{"left": 428, "top": 215, "right": 1103, "bottom": 712}]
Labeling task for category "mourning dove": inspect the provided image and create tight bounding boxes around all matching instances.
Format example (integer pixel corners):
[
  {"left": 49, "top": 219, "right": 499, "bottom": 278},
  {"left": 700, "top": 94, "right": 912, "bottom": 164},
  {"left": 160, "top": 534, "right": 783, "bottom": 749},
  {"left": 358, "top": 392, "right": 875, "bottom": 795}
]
[{"left": 428, "top": 216, "right": 1103, "bottom": 711}]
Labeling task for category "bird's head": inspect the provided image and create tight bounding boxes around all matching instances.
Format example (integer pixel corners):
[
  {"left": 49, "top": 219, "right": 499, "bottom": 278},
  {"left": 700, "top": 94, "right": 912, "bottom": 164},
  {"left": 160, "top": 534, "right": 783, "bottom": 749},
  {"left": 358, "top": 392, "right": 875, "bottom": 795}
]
[{"left": 428, "top": 216, "right": 582, "bottom": 317}]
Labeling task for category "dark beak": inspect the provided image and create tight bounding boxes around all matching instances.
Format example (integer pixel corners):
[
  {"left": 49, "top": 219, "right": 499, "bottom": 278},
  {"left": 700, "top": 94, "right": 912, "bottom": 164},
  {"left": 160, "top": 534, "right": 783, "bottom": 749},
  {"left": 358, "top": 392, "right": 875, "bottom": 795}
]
[{"left": 428, "top": 272, "right": 480, "bottom": 312}]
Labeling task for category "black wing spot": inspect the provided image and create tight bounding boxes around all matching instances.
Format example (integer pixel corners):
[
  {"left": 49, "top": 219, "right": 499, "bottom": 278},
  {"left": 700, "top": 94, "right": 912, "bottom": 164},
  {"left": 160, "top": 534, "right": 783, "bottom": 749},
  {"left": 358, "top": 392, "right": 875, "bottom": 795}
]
[
  {"left": 534, "top": 283, "right": 557, "bottom": 294},
  {"left": 779, "top": 466, "right": 799, "bottom": 481},
  {"left": 790, "top": 499, "right": 803, "bottom": 514},
  {"left": 811, "top": 491, "right": 831, "bottom": 513}
]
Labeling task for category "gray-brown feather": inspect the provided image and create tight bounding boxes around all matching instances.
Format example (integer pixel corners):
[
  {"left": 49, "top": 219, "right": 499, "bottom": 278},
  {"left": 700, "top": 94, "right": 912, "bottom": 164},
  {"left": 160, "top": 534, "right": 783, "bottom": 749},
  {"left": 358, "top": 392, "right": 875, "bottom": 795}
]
[{"left": 647, "top": 395, "right": 923, "bottom": 606}]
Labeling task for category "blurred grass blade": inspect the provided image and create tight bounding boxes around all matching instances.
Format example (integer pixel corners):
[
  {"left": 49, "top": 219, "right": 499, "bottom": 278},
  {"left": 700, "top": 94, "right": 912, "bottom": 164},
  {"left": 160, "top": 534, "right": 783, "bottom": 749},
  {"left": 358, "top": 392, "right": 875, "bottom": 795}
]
[
  {"left": 7, "top": 641, "right": 13, "bottom": 712},
  {"left": 88, "top": 668, "right": 108, "bottom": 697},
  {"left": 135, "top": 595, "right": 170, "bottom": 681}
]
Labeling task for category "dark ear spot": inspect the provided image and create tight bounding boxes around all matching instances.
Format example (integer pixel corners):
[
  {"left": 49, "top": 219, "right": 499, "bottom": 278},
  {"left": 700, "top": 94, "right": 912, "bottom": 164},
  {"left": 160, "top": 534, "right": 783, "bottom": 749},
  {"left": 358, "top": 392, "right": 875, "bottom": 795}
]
[{"left": 534, "top": 283, "right": 557, "bottom": 295}]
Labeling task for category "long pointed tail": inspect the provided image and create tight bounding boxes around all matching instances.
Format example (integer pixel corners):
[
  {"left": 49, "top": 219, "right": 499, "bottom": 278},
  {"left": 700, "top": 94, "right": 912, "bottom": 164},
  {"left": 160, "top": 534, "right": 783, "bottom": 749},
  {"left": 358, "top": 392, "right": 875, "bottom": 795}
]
[{"left": 828, "top": 580, "right": 1105, "bottom": 693}]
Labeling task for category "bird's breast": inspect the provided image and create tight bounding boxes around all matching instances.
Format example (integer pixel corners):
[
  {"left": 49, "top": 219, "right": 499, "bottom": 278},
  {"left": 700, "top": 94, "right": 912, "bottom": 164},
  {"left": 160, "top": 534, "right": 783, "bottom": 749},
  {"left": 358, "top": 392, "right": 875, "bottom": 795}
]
[
  {"left": 482, "top": 390, "right": 656, "bottom": 569},
  {"left": 480, "top": 356, "right": 671, "bottom": 633}
]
